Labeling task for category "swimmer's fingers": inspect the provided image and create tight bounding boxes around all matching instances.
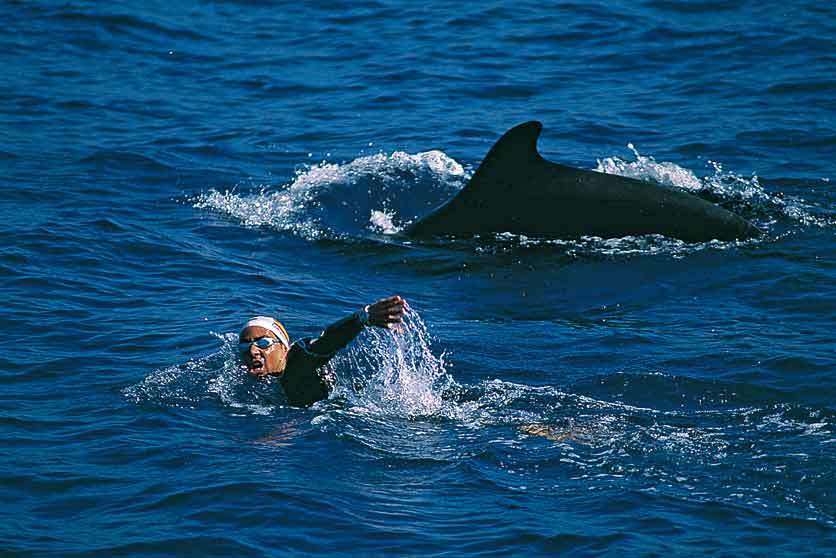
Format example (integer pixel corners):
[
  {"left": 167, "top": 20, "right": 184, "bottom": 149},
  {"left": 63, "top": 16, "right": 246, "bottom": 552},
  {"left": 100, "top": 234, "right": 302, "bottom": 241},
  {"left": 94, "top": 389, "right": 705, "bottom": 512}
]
[
  {"left": 367, "top": 296, "right": 406, "bottom": 313},
  {"left": 367, "top": 309, "right": 406, "bottom": 328},
  {"left": 366, "top": 295, "right": 407, "bottom": 328},
  {"left": 373, "top": 295, "right": 406, "bottom": 309}
]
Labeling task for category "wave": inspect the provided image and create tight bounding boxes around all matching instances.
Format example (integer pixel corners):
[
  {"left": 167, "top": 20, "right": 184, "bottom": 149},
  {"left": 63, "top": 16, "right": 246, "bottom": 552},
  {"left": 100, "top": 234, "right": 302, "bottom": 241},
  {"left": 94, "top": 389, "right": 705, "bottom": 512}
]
[
  {"left": 194, "top": 141, "right": 832, "bottom": 259},
  {"left": 192, "top": 150, "right": 466, "bottom": 240}
]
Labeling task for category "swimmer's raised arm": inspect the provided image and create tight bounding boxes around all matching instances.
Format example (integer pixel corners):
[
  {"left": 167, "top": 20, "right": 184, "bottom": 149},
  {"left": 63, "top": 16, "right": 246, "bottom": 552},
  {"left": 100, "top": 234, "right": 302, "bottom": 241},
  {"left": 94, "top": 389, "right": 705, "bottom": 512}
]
[
  {"left": 308, "top": 295, "right": 407, "bottom": 355},
  {"left": 239, "top": 296, "right": 408, "bottom": 406}
]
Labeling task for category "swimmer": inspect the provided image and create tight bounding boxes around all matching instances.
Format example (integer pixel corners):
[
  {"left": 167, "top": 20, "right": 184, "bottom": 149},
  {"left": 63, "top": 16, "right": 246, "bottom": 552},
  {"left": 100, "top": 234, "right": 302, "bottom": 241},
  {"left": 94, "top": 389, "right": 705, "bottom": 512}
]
[{"left": 239, "top": 295, "right": 407, "bottom": 407}]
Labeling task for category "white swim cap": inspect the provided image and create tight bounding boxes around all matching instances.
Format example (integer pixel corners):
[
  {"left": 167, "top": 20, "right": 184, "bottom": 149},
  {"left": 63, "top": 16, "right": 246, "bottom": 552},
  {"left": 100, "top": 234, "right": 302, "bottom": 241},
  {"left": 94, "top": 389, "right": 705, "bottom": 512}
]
[{"left": 241, "top": 316, "right": 290, "bottom": 349}]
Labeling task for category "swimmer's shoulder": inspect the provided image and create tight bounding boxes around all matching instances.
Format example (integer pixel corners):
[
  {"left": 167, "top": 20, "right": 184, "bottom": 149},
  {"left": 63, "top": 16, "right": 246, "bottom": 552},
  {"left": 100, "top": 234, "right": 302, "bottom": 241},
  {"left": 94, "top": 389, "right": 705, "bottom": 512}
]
[
  {"left": 289, "top": 337, "right": 338, "bottom": 360},
  {"left": 280, "top": 337, "right": 335, "bottom": 407}
]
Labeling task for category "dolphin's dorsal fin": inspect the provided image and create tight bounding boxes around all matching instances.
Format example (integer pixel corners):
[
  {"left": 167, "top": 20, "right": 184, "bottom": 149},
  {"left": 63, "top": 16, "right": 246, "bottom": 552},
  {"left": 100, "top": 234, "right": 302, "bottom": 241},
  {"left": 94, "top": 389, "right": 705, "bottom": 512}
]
[
  {"left": 404, "top": 121, "right": 762, "bottom": 240},
  {"left": 472, "top": 120, "right": 544, "bottom": 179}
]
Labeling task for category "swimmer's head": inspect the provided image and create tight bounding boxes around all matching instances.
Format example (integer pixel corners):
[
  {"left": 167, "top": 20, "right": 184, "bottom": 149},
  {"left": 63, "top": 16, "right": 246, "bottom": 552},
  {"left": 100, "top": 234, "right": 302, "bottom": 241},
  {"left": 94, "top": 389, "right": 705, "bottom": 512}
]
[{"left": 239, "top": 316, "right": 290, "bottom": 377}]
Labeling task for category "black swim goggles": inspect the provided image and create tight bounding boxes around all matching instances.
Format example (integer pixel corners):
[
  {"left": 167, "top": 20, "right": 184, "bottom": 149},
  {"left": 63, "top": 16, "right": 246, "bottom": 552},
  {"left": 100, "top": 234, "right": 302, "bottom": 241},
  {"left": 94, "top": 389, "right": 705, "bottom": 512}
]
[{"left": 238, "top": 336, "right": 285, "bottom": 353}]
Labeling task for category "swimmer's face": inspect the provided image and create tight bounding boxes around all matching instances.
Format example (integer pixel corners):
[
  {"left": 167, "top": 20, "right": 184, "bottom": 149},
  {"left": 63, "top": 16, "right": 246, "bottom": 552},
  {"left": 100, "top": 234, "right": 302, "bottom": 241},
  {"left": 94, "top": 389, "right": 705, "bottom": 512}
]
[{"left": 239, "top": 325, "right": 289, "bottom": 377}]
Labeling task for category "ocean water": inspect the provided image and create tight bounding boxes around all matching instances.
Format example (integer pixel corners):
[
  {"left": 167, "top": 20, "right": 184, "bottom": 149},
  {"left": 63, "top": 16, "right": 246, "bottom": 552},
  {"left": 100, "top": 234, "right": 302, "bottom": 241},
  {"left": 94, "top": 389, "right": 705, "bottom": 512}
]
[{"left": 2, "top": 1, "right": 835, "bottom": 556}]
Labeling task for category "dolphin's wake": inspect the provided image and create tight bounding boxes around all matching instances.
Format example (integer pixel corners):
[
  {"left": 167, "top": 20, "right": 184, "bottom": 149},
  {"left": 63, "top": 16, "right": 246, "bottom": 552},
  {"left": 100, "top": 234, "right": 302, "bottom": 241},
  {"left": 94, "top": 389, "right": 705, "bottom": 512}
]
[{"left": 192, "top": 132, "right": 830, "bottom": 257}]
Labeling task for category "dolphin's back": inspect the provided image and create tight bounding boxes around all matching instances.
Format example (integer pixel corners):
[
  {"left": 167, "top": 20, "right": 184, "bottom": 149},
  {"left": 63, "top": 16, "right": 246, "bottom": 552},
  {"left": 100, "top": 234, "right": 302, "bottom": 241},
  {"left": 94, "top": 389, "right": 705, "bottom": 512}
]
[{"left": 405, "top": 121, "right": 761, "bottom": 242}]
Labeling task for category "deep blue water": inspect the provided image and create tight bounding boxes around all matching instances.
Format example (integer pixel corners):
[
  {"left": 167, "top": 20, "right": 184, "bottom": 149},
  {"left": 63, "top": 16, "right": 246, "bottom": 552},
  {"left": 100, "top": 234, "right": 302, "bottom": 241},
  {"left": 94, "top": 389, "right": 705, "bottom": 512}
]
[{"left": 2, "top": 1, "right": 835, "bottom": 556}]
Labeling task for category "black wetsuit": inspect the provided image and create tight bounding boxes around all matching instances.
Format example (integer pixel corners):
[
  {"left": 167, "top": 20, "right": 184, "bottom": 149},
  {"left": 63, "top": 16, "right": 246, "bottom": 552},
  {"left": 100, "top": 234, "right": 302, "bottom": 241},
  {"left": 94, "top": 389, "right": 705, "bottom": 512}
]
[{"left": 279, "top": 312, "right": 365, "bottom": 407}]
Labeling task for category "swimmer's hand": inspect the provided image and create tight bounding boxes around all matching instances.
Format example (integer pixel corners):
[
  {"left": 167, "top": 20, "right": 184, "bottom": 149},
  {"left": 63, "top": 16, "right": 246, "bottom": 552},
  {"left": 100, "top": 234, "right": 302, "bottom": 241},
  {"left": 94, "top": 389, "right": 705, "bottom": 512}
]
[{"left": 364, "top": 295, "right": 407, "bottom": 329}]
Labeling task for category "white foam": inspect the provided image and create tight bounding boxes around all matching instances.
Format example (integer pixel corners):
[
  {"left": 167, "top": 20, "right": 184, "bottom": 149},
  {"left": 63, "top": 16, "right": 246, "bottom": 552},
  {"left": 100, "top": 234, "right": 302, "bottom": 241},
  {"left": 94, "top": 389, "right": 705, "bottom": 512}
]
[
  {"left": 333, "top": 309, "right": 457, "bottom": 420},
  {"left": 596, "top": 144, "right": 832, "bottom": 229},
  {"left": 123, "top": 332, "right": 278, "bottom": 415},
  {"left": 369, "top": 208, "right": 401, "bottom": 234},
  {"left": 193, "top": 143, "right": 832, "bottom": 258},
  {"left": 192, "top": 150, "right": 465, "bottom": 240},
  {"left": 596, "top": 143, "right": 703, "bottom": 191}
]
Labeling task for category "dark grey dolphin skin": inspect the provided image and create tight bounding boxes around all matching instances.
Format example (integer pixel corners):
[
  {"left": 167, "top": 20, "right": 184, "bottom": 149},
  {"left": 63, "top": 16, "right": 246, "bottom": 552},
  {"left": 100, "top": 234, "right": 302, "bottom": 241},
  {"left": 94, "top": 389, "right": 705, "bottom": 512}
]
[{"left": 405, "top": 121, "right": 761, "bottom": 242}]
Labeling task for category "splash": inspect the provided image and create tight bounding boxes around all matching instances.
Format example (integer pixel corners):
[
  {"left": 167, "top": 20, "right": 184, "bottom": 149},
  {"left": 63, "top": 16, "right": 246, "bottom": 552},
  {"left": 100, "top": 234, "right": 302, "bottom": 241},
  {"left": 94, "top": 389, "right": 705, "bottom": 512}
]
[
  {"left": 193, "top": 143, "right": 830, "bottom": 258},
  {"left": 368, "top": 208, "right": 400, "bottom": 234},
  {"left": 330, "top": 309, "right": 457, "bottom": 419},
  {"left": 596, "top": 144, "right": 831, "bottom": 228},
  {"left": 192, "top": 150, "right": 466, "bottom": 240},
  {"left": 123, "top": 332, "right": 280, "bottom": 415},
  {"left": 596, "top": 143, "right": 704, "bottom": 191}
]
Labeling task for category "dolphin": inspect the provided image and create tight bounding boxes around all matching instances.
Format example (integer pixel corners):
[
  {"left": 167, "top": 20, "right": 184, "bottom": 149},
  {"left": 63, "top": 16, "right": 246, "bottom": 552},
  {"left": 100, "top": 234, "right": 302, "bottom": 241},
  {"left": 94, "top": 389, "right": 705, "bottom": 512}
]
[{"left": 404, "top": 121, "right": 761, "bottom": 242}]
